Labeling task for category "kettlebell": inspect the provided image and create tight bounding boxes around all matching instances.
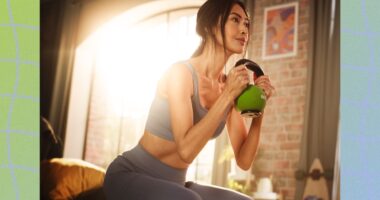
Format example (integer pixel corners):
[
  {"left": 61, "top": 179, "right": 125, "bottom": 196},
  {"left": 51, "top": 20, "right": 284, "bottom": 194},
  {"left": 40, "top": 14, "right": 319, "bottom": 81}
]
[{"left": 234, "top": 59, "right": 266, "bottom": 118}]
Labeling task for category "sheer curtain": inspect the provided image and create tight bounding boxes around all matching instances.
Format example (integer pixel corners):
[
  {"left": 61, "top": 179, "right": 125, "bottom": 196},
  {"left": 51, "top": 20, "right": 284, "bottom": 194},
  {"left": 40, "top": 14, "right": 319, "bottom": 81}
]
[{"left": 295, "top": 0, "right": 340, "bottom": 199}]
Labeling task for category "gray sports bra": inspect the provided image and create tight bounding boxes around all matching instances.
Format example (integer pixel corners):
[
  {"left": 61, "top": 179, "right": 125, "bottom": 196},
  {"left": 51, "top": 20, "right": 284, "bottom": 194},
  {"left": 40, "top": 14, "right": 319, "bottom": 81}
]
[{"left": 144, "top": 62, "right": 227, "bottom": 141}]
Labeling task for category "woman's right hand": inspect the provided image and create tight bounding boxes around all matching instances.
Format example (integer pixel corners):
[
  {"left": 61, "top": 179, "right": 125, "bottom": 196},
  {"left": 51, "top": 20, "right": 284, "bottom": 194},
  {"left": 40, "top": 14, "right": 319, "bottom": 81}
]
[{"left": 223, "top": 65, "right": 250, "bottom": 102}]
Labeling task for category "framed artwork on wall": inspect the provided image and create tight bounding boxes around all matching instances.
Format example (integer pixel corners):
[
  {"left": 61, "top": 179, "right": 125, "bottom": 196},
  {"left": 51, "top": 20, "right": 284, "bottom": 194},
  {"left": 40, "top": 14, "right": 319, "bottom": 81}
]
[{"left": 262, "top": 2, "right": 298, "bottom": 60}]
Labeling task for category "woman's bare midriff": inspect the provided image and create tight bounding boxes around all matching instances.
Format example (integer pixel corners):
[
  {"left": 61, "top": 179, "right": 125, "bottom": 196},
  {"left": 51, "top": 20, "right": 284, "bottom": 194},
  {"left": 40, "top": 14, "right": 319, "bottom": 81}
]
[{"left": 139, "top": 130, "right": 190, "bottom": 169}]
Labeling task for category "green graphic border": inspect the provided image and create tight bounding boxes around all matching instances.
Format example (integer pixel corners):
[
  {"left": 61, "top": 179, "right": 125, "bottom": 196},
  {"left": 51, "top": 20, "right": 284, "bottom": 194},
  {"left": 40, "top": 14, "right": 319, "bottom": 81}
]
[{"left": 0, "top": 0, "right": 39, "bottom": 199}]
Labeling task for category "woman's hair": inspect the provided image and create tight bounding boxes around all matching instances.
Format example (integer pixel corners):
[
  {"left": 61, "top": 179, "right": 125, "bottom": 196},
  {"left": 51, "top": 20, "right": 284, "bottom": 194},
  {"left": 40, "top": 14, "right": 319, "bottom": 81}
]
[{"left": 192, "top": 0, "right": 249, "bottom": 57}]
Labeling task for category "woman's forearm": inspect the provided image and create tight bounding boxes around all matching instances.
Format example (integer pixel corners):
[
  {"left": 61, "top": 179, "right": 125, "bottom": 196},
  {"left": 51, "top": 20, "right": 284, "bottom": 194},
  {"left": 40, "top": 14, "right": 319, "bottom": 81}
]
[
  {"left": 177, "top": 91, "right": 233, "bottom": 163},
  {"left": 236, "top": 114, "right": 263, "bottom": 170}
]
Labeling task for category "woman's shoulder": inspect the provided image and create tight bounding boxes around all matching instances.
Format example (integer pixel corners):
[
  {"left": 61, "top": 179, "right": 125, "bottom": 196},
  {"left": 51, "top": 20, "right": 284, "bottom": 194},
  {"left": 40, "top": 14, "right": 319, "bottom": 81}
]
[
  {"left": 161, "top": 61, "right": 193, "bottom": 83},
  {"left": 159, "top": 60, "right": 194, "bottom": 93},
  {"left": 157, "top": 61, "right": 192, "bottom": 98},
  {"left": 166, "top": 60, "right": 193, "bottom": 78}
]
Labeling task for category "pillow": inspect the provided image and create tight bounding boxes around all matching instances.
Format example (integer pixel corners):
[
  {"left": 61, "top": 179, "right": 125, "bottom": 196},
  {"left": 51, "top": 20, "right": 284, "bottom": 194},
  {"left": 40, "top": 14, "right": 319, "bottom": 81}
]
[{"left": 41, "top": 158, "right": 105, "bottom": 200}]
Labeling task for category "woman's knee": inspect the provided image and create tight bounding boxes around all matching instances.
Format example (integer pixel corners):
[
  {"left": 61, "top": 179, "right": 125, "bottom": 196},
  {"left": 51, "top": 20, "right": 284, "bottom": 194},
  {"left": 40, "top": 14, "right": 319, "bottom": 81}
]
[{"left": 187, "top": 182, "right": 250, "bottom": 200}]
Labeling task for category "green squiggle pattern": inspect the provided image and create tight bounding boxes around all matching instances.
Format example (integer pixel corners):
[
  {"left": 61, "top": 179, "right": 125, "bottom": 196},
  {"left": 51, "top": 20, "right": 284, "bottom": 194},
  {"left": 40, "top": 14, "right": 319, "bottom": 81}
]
[{"left": 0, "top": 0, "right": 39, "bottom": 199}]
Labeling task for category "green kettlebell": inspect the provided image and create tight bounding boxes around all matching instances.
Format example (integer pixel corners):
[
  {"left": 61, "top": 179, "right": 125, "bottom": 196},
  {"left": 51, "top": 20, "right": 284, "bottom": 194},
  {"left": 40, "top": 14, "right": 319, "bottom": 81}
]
[{"left": 234, "top": 59, "right": 266, "bottom": 118}]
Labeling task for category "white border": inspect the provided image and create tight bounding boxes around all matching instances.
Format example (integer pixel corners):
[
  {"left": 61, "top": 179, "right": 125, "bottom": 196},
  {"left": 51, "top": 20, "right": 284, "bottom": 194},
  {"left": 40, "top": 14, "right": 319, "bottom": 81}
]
[{"left": 262, "top": 2, "right": 298, "bottom": 60}]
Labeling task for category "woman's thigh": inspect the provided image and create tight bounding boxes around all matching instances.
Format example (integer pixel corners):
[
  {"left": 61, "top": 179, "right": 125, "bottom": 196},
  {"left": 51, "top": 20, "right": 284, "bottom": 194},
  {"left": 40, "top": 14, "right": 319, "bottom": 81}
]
[
  {"left": 104, "top": 171, "right": 201, "bottom": 200},
  {"left": 186, "top": 181, "right": 251, "bottom": 200}
]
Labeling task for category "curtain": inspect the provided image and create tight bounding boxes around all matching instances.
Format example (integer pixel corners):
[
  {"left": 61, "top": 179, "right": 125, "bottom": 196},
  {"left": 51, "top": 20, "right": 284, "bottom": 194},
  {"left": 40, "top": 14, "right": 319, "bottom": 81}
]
[
  {"left": 295, "top": 0, "right": 340, "bottom": 199},
  {"left": 46, "top": 0, "right": 82, "bottom": 144}
]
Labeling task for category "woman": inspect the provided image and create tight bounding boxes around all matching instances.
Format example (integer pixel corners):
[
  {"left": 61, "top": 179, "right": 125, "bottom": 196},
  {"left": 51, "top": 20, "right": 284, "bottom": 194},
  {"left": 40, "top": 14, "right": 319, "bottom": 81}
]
[{"left": 104, "top": 0, "right": 275, "bottom": 199}]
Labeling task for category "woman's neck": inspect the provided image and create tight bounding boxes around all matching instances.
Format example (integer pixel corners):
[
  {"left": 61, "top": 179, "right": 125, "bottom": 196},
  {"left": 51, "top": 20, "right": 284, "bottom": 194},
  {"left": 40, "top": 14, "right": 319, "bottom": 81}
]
[{"left": 191, "top": 44, "right": 232, "bottom": 80}]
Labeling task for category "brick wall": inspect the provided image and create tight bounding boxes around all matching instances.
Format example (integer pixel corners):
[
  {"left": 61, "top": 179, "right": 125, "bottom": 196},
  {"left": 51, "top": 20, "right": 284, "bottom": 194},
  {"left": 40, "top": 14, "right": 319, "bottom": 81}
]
[{"left": 248, "top": 0, "right": 311, "bottom": 199}]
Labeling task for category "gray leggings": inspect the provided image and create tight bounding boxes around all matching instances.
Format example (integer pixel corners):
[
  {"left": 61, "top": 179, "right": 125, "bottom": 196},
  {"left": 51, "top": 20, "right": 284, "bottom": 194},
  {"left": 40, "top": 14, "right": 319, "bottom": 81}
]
[{"left": 104, "top": 145, "right": 251, "bottom": 200}]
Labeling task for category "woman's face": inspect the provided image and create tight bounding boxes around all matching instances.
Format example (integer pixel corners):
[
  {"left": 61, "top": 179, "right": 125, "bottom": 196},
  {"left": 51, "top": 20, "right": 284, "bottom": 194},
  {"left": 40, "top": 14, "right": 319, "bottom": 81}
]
[{"left": 214, "top": 4, "right": 250, "bottom": 55}]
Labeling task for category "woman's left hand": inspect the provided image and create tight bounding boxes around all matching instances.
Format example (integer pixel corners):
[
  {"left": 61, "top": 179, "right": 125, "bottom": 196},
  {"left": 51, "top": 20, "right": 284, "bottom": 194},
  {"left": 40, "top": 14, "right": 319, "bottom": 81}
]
[{"left": 254, "top": 75, "right": 275, "bottom": 100}]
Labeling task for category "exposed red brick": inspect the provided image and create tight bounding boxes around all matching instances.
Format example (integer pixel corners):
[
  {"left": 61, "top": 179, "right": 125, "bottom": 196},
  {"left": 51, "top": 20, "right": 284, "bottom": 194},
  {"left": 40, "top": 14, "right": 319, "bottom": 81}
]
[
  {"left": 276, "top": 133, "right": 287, "bottom": 141},
  {"left": 287, "top": 133, "right": 301, "bottom": 141},
  {"left": 274, "top": 160, "right": 290, "bottom": 169},
  {"left": 280, "top": 142, "right": 300, "bottom": 150},
  {"left": 286, "top": 151, "right": 300, "bottom": 160}
]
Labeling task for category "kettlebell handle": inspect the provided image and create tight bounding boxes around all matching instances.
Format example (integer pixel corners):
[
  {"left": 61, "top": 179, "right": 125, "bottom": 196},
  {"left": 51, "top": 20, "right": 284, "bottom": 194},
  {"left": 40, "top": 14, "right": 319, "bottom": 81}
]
[{"left": 234, "top": 59, "right": 264, "bottom": 77}]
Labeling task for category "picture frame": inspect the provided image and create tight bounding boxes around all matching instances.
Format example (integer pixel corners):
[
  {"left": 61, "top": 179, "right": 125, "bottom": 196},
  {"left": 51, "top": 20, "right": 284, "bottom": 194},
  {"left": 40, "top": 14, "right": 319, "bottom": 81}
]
[{"left": 262, "top": 2, "right": 298, "bottom": 60}]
